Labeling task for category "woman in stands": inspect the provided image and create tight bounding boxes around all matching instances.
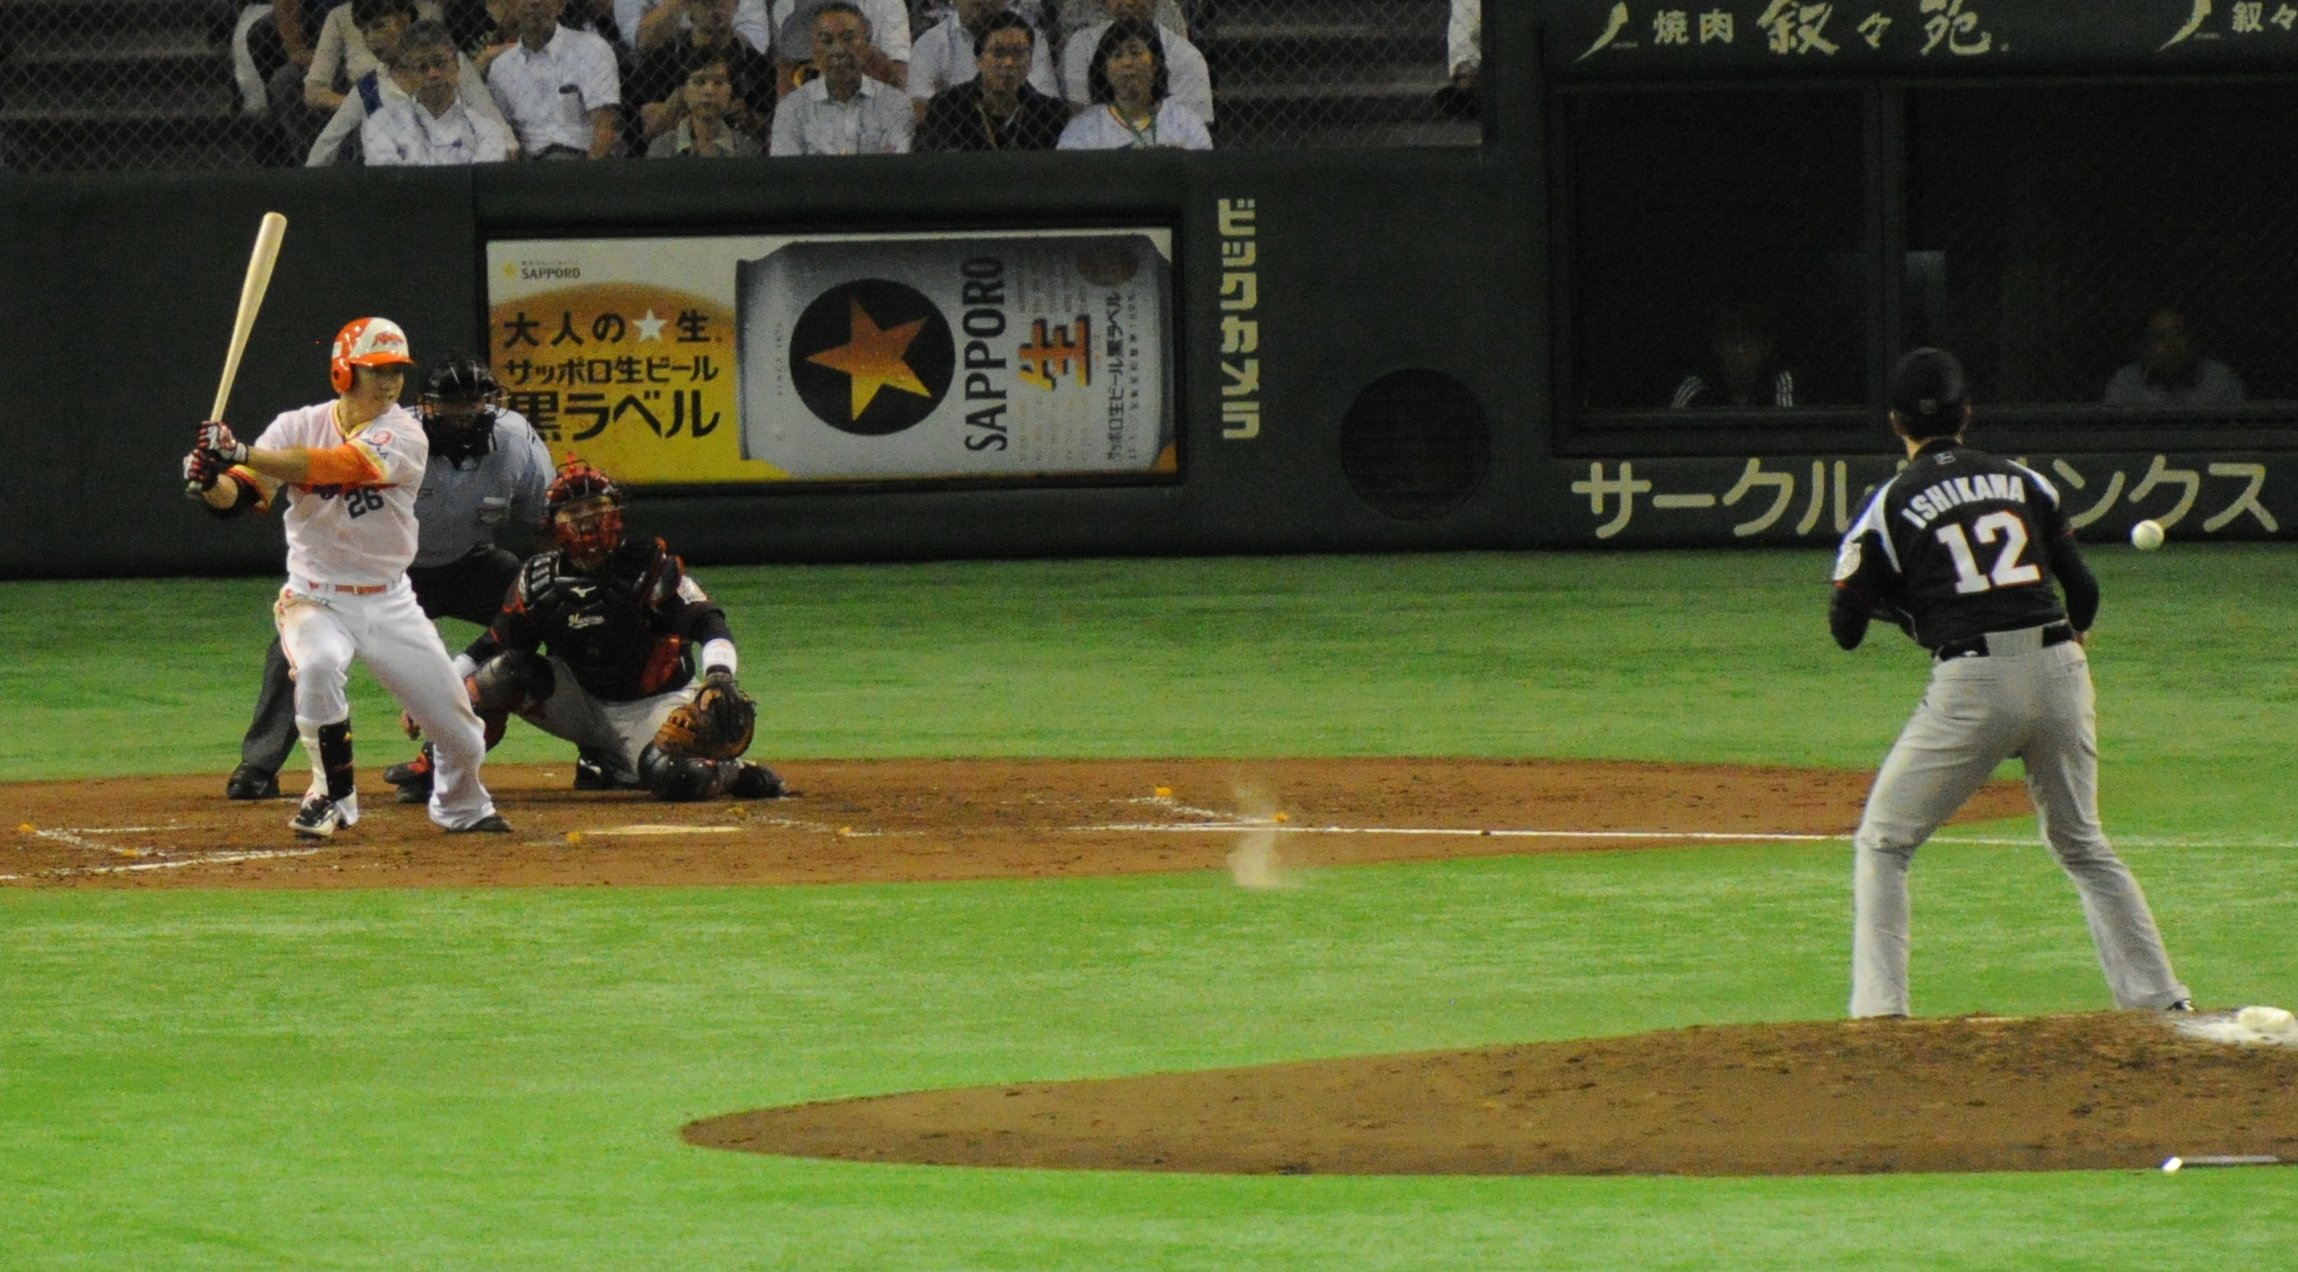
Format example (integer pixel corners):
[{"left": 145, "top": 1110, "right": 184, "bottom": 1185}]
[{"left": 1054, "top": 17, "right": 1209, "bottom": 150}]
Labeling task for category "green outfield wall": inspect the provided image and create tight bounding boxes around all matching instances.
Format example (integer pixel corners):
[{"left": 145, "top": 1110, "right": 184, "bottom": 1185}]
[{"left": 3, "top": 1, "right": 2294, "bottom": 578}]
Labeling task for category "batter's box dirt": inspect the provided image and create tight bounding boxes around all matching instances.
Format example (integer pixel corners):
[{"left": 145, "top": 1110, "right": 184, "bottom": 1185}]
[
  {"left": 2, "top": 758, "right": 2029, "bottom": 889},
  {"left": 686, "top": 1011, "right": 2298, "bottom": 1177}
]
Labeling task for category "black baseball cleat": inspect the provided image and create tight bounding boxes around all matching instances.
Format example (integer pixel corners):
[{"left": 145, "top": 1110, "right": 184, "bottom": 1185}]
[
  {"left": 729, "top": 762, "right": 788, "bottom": 800},
  {"left": 226, "top": 764, "right": 281, "bottom": 800},
  {"left": 385, "top": 745, "right": 435, "bottom": 804},
  {"left": 2166, "top": 999, "right": 2197, "bottom": 1012},
  {"left": 447, "top": 813, "right": 513, "bottom": 834}
]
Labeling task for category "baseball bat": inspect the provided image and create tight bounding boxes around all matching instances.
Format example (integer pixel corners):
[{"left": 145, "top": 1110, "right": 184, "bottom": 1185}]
[{"left": 188, "top": 211, "right": 288, "bottom": 496}]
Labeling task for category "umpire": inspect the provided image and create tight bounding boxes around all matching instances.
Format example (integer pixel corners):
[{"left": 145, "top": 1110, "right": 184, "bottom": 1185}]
[
  {"left": 1829, "top": 347, "right": 2191, "bottom": 1019},
  {"left": 224, "top": 353, "right": 554, "bottom": 799}
]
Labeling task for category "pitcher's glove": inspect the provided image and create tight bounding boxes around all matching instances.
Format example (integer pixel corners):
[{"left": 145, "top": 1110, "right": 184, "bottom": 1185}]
[{"left": 657, "top": 670, "right": 755, "bottom": 760}]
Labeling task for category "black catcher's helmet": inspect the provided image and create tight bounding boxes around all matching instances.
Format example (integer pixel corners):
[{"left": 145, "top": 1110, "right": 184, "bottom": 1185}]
[
  {"left": 546, "top": 458, "right": 626, "bottom": 569},
  {"left": 418, "top": 352, "right": 502, "bottom": 466}
]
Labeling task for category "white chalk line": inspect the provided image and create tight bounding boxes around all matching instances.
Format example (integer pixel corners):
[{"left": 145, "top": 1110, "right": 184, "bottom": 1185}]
[
  {"left": 1075, "top": 823, "right": 2298, "bottom": 851},
  {"left": 75, "top": 848, "right": 330, "bottom": 875}
]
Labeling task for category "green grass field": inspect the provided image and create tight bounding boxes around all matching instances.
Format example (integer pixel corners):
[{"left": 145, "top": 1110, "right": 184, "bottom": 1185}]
[{"left": 5, "top": 548, "right": 2296, "bottom": 1269}]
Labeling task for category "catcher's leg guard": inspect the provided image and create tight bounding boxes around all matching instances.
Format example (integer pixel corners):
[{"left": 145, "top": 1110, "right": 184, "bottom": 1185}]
[
  {"left": 637, "top": 743, "right": 736, "bottom": 802},
  {"left": 469, "top": 650, "right": 554, "bottom": 716}
]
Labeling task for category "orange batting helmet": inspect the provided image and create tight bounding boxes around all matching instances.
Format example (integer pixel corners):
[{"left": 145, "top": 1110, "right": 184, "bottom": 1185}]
[{"left": 330, "top": 317, "right": 416, "bottom": 394}]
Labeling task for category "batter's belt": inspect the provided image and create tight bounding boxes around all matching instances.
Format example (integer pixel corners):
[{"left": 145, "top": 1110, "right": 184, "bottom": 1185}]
[{"left": 1932, "top": 621, "right": 2075, "bottom": 662}]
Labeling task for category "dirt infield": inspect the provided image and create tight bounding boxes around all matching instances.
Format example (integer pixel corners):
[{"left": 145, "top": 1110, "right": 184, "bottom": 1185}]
[
  {"left": 20, "top": 756, "right": 2287, "bottom": 1179},
  {"left": 4, "top": 756, "right": 2003, "bottom": 889},
  {"left": 687, "top": 1011, "right": 2298, "bottom": 1176}
]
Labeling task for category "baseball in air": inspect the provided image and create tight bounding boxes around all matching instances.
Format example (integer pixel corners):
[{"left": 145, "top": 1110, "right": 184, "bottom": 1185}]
[{"left": 2130, "top": 519, "right": 2166, "bottom": 551}]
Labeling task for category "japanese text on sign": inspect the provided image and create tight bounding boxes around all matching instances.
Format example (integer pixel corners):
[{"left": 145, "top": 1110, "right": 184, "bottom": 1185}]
[
  {"left": 1217, "top": 197, "right": 1261, "bottom": 441},
  {"left": 1568, "top": 455, "right": 2279, "bottom": 540}
]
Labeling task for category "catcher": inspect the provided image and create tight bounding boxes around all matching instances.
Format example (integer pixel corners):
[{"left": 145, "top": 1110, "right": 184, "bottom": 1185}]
[{"left": 389, "top": 459, "right": 787, "bottom": 803}]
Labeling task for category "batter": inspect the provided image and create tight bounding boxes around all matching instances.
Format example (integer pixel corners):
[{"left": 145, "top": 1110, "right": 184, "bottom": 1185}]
[
  {"left": 1828, "top": 347, "right": 2189, "bottom": 1019},
  {"left": 184, "top": 317, "right": 509, "bottom": 838}
]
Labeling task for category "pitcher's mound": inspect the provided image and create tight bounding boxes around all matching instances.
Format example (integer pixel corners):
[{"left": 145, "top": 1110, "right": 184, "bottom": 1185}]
[{"left": 686, "top": 1011, "right": 2298, "bottom": 1176}]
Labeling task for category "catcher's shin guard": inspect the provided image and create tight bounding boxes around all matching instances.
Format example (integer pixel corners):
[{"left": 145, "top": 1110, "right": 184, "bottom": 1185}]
[{"left": 469, "top": 650, "right": 554, "bottom": 716}]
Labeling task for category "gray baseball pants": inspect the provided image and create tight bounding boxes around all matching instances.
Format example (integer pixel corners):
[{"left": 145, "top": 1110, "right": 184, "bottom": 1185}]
[{"left": 1849, "top": 626, "right": 2189, "bottom": 1018}]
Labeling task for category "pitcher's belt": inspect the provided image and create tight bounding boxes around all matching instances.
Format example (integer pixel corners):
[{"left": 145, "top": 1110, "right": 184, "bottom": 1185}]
[{"left": 1934, "top": 622, "right": 2075, "bottom": 661}]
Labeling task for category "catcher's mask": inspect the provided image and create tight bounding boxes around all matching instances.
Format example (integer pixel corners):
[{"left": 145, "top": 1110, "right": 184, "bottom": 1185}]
[
  {"left": 418, "top": 353, "right": 502, "bottom": 466},
  {"left": 547, "top": 460, "right": 626, "bottom": 570}
]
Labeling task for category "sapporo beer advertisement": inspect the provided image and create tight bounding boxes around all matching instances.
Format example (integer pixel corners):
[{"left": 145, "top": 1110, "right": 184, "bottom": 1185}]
[{"left": 484, "top": 229, "right": 1177, "bottom": 486}]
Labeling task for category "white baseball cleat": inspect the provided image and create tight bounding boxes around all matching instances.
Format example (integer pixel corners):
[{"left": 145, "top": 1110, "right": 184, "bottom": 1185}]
[{"left": 288, "top": 791, "right": 360, "bottom": 838}]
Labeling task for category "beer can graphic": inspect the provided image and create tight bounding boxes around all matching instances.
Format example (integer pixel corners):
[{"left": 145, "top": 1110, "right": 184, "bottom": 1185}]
[{"left": 737, "top": 231, "right": 1175, "bottom": 479}]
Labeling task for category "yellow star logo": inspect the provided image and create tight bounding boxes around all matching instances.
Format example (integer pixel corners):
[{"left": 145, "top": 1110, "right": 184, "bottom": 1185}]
[{"left": 806, "top": 299, "right": 931, "bottom": 419}]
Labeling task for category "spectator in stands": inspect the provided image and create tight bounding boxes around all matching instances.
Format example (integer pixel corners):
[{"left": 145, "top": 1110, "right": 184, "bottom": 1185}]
[
  {"left": 249, "top": 0, "right": 326, "bottom": 98},
  {"left": 917, "top": 9, "right": 1067, "bottom": 150},
  {"left": 769, "top": 0, "right": 910, "bottom": 93},
  {"left": 306, "top": 0, "right": 426, "bottom": 115},
  {"left": 1051, "top": 0, "right": 1185, "bottom": 46},
  {"left": 632, "top": 0, "right": 776, "bottom": 147},
  {"left": 645, "top": 50, "right": 763, "bottom": 154},
  {"left": 769, "top": 2, "right": 913, "bottom": 152},
  {"left": 1669, "top": 302, "right": 1801, "bottom": 408},
  {"left": 1448, "top": 0, "right": 1478, "bottom": 90},
  {"left": 269, "top": 0, "right": 421, "bottom": 161},
  {"left": 361, "top": 19, "right": 518, "bottom": 162},
  {"left": 1435, "top": 0, "right": 1478, "bottom": 118},
  {"left": 488, "top": 0, "right": 626, "bottom": 157},
  {"left": 2103, "top": 306, "right": 2245, "bottom": 407},
  {"left": 615, "top": 0, "right": 770, "bottom": 55},
  {"left": 1055, "top": 18, "right": 1209, "bottom": 150},
  {"left": 908, "top": 0, "right": 1056, "bottom": 119},
  {"left": 307, "top": 11, "right": 517, "bottom": 161},
  {"left": 1061, "top": 0, "right": 1209, "bottom": 129}
]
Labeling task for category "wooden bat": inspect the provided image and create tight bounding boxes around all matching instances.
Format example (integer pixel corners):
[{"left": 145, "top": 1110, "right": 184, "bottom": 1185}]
[{"left": 187, "top": 211, "right": 288, "bottom": 496}]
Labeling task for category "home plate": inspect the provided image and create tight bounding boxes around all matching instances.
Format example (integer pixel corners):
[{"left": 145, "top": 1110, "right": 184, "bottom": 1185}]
[{"left": 588, "top": 824, "right": 745, "bottom": 837}]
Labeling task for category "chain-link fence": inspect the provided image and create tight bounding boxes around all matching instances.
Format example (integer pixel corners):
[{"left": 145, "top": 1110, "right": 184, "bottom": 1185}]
[{"left": 0, "top": 0, "right": 1479, "bottom": 172}]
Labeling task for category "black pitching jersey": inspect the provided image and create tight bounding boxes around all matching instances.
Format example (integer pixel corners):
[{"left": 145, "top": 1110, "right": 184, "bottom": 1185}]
[
  {"left": 1831, "top": 440, "right": 2099, "bottom": 651},
  {"left": 477, "top": 537, "right": 731, "bottom": 701}
]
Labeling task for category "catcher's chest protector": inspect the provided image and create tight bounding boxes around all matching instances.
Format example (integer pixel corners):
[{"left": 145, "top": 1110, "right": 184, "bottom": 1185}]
[{"left": 522, "top": 546, "right": 689, "bottom": 698}]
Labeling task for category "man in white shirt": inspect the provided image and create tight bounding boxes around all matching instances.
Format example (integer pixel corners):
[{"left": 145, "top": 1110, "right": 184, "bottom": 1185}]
[
  {"left": 1061, "top": 0, "right": 1208, "bottom": 125},
  {"left": 907, "top": 0, "right": 1055, "bottom": 117},
  {"left": 769, "top": 0, "right": 909, "bottom": 91},
  {"left": 769, "top": 1, "right": 913, "bottom": 154},
  {"left": 307, "top": 31, "right": 517, "bottom": 163},
  {"left": 487, "top": 0, "right": 625, "bottom": 158},
  {"left": 1448, "top": 0, "right": 1480, "bottom": 88},
  {"left": 362, "top": 19, "right": 517, "bottom": 163}
]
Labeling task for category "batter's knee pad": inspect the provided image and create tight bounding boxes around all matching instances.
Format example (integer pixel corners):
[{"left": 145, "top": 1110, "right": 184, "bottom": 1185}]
[
  {"left": 637, "top": 742, "right": 732, "bottom": 802},
  {"left": 469, "top": 650, "right": 554, "bottom": 716}
]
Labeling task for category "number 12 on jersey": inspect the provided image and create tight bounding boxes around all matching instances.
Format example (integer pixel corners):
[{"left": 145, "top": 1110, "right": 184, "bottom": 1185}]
[{"left": 1937, "top": 511, "right": 2041, "bottom": 594}]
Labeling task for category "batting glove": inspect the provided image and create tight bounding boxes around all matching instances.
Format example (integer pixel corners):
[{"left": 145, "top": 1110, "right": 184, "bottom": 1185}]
[
  {"left": 196, "top": 421, "right": 249, "bottom": 465},
  {"left": 182, "top": 448, "right": 221, "bottom": 497}
]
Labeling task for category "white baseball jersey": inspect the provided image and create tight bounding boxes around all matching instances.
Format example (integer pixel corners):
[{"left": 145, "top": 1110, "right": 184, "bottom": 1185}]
[{"left": 248, "top": 401, "right": 430, "bottom": 587}]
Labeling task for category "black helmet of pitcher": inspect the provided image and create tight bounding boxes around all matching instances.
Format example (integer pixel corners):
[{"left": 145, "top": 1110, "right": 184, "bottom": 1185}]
[{"left": 418, "top": 352, "right": 502, "bottom": 466}]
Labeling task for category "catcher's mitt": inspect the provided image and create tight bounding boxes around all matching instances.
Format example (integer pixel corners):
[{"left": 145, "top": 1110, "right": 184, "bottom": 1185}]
[{"left": 656, "top": 671, "right": 755, "bottom": 760}]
